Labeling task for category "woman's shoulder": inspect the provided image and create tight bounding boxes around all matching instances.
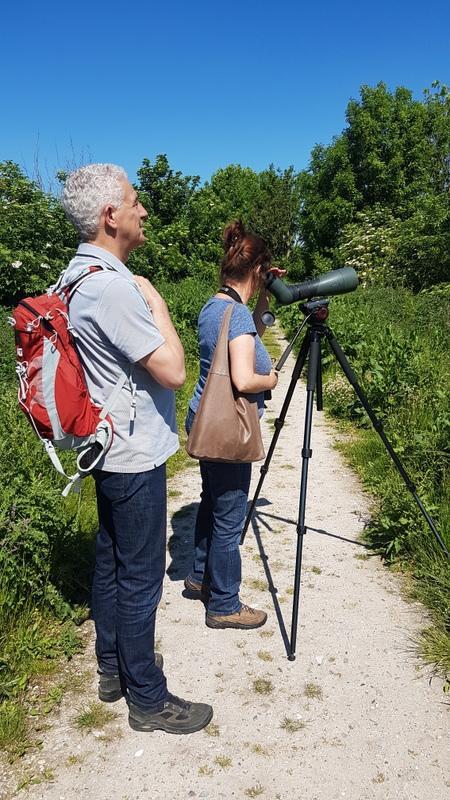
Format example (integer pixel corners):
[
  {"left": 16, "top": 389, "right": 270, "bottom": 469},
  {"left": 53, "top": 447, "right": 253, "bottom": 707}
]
[
  {"left": 199, "top": 296, "right": 227, "bottom": 321},
  {"left": 229, "top": 302, "right": 256, "bottom": 337}
]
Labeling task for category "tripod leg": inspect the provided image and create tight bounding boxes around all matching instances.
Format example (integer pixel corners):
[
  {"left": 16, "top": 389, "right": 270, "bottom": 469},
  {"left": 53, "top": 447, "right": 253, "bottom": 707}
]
[
  {"left": 316, "top": 339, "right": 323, "bottom": 411},
  {"left": 289, "top": 329, "right": 322, "bottom": 660},
  {"left": 325, "top": 328, "right": 448, "bottom": 557},
  {"left": 240, "top": 331, "right": 311, "bottom": 545}
]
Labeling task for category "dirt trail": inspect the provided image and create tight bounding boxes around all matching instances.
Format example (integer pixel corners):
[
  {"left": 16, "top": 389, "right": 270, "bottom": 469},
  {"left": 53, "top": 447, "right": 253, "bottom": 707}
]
[{"left": 3, "top": 328, "right": 448, "bottom": 800}]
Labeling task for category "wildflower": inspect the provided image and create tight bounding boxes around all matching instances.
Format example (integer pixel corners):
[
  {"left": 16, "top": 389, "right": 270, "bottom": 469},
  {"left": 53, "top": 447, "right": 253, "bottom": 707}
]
[
  {"left": 40, "top": 262, "right": 51, "bottom": 270},
  {"left": 11, "top": 260, "right": 22, "bottom": 269}
]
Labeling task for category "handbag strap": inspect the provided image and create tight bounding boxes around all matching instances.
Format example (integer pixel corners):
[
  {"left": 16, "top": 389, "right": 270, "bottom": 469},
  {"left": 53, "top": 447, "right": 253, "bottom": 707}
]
[{"left": 210, "top": 303, "right": 234, "bottom": 376}]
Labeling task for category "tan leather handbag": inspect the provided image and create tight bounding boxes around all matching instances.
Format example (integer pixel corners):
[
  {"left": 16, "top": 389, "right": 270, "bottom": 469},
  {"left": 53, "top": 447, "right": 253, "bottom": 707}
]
[{"left": 186, "top": 303, "right": 265, "bottom": 463}]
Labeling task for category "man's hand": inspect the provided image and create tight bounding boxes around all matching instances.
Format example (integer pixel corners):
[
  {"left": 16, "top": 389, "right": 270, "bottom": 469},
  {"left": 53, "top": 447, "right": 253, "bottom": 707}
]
[
  {"left": 134, "top": 276, "right": 168, "bottom": 313},
  {"left": 134, "top": 275, "right": 186, "bottom": 390}
]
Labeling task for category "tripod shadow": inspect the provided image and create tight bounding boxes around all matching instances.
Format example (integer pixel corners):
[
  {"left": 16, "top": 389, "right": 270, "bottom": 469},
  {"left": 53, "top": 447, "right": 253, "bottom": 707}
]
[
  {"left": 246, "top": 498, "right": 291, "bottom": 656},
  {"left": 254, "top": 506, "right": 369, "bottom": 548},
  {"left": 246, "top": 498, "right": 372, "bottom": 657},
  {"left": 166, "top": 502, "right": 198, "bottom": 581}
]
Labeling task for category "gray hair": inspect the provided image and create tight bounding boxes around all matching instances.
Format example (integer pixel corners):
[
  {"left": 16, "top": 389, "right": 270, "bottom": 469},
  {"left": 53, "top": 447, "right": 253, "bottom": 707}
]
[{"left": 60, "top": 163, "right": 128, "bottom": 240}]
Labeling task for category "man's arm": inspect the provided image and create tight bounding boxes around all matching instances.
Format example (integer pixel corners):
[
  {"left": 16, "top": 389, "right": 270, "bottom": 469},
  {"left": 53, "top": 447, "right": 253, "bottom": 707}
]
[{"left": 134, "top": 276, "right": 186, "bottom": 390}]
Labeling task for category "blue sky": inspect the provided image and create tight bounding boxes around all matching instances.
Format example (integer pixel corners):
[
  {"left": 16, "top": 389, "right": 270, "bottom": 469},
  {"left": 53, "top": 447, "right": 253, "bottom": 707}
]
[{"left": 1, "top": 0, "right": 449, "bottom": 189}]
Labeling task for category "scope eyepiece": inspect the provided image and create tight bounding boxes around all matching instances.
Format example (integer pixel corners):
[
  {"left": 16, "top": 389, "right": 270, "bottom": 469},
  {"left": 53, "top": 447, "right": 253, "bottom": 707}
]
[{"left": 265, "top": 267, "right": 358, "bottom": 305}]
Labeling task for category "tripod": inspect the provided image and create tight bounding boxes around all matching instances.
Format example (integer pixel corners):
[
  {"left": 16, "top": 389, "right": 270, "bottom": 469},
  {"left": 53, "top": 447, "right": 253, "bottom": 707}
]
[{"left": 241, "top": 299, "right": 448, "bottom": 661}]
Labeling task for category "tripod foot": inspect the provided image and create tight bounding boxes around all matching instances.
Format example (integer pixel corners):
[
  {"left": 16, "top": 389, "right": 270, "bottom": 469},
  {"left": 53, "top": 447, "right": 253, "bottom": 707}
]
[{"left": 287, "top": 654, "right": 296, "bottom": 662}]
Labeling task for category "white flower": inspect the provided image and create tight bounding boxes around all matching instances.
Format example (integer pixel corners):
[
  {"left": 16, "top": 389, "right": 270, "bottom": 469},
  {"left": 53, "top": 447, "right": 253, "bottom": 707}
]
[
  {"left": 11, "top": 260, "right": 22, "bottom": 269},
  {"left": 40, "top": 262, "right": 51, "bottom": 270}
]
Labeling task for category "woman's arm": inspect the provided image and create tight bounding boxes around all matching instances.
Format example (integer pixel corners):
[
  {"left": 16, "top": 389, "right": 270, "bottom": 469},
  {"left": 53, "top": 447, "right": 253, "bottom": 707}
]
[
  {"left": 252, "top": 267, "right": 286, "bottom": 336},
  {"left": 229, "top": 334, "right": 278, "bottom": 393},
  {"left": 252, "top": 290, "right": 269, "bottom": 337}
]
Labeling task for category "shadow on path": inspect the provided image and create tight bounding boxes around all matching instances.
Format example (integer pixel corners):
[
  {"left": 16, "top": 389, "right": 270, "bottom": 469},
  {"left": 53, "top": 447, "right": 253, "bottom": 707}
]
[
  {"left": 251, "top": 497, "right": 368, "bottom": 546},
  {"left": 166, "top": 502, "right": 198, "bottom": 581},
  {"left": 245, "top": 497, "right": 370, "bottom": 658}
]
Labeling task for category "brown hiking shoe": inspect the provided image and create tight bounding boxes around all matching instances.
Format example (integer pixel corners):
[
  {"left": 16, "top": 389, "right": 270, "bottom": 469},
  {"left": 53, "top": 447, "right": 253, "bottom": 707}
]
[
  {"left": 206, "top": 604, "right": 267, "bottom": 630},
  {"left": 183, "top": 576, "right": 209, "bottom": 602}
]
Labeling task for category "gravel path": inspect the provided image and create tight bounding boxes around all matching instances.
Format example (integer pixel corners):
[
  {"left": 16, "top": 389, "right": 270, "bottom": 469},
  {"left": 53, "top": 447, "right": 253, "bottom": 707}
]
[{"left": 3, "top": 330, "right": 448, "bottom": 800}]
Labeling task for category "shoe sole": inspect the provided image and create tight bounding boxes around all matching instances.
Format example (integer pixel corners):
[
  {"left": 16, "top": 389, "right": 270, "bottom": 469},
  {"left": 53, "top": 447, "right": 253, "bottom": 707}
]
[
  {"left": 183, "top": 581, "right": 208, "bottom": 603},
  {"left": 98, "top": 688, "right": 123, "bottom": 703},
  {"left": 205, "top": 615, "right": 267, "bottom": 630},
  {"left": 129, "top": 706, "right": 213, "bottom": 734},
  {"left": 182, "top": 587, "right": 208, "bottom": 602}
]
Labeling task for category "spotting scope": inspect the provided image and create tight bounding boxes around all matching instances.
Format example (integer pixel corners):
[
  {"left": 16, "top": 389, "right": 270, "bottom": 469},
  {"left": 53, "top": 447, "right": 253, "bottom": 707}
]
[{"left": 265, "top": 266, "right": 358, "bottom": 305}]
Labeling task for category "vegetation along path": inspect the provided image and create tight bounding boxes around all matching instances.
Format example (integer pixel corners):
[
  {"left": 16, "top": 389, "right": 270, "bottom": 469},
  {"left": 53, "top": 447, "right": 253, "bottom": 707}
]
[{"left": 3, "top": 329, "right": 448, "bottom": 800}]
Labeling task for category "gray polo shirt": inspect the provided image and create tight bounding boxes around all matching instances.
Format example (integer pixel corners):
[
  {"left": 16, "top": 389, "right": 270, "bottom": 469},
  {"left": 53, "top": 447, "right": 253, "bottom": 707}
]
[{"left": 64, "top": 243, "right": 178, "bottom": 472}]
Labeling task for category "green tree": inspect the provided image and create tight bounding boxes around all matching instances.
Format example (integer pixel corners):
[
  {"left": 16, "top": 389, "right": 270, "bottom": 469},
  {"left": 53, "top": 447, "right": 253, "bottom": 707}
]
[
  {"left": 298, "top": 82, "right": 450, "bottom": 288},
  {"left": 137, "top": 154, "right": 200, "bottom": 226},
  {"left": 299, "top": 136, "right": 360, "bottom": 266},
  {"left": 0, "top": 162, "right": 77, "bottom": 305},
  {"left": 186, "top": 165, "right": 261, "bottom": 267},
  {"left": 249, "top": 165, "right": 303, "bottom": 273}
]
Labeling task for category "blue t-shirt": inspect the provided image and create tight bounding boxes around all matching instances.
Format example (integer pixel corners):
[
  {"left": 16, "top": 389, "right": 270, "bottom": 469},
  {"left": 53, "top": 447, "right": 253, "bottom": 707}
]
[{"left": 189, "top": 297, "right": 272, "bottom": 416}]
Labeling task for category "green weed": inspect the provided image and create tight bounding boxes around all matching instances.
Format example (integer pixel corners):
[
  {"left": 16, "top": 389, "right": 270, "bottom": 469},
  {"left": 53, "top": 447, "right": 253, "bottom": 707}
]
[
  {"left": 0, "top": 700, "right": 32, "bottom": 758},
  {"left": 251, "top": 743, "right": 270, "bottom": 755},
  {"left": 245, "top": 783, "right": 265, "bottom": 797},
  {"left": 252, "top": 679, "right": 273, "bottom": 695},
  {"left": 74, "top": 702, "right": 117, "bottom": 732},
  {"left": 204, "top": 722, "right": 220, "bottom": 736},
  {"left": 304, "top": 682, "right": 323, "bottom": 699},
  {"left": 214, "top": 755, "right": 232, "bottom": 768},
  {"left": 257, "top": 651, "right": 273, "bottom": 662},
  {"left": 280, "top": 716, "right": 305, "bottom": 732},
  {"left": 198, "top": 764, "right": 214, "bottom": 776}
]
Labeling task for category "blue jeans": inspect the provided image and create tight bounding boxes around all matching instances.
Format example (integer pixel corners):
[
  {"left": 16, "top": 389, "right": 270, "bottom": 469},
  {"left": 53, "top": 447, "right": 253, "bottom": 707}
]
[
  {"left": 186, "top": 408, "right": 251, "bottom": 615},
  {"left": 92, "top": 466, "right": 167, "bottom": 710}
]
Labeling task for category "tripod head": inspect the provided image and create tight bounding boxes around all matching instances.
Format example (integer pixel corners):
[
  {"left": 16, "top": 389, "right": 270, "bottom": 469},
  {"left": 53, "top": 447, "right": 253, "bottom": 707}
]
[
  {"left": 261, "top": 297, "right": 331, "bottom": 330},
  {"left": 300, "top": 298, "right": 330, "bottom": 324},
  {"left": 273, "top": 299, "right": 331, "bottom": 372}
]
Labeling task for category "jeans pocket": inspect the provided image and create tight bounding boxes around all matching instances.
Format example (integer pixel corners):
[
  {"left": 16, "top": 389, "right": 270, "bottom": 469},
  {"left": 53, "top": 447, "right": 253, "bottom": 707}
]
[{"left": 94, "top": 470, "right": 126, "bottom": 502}]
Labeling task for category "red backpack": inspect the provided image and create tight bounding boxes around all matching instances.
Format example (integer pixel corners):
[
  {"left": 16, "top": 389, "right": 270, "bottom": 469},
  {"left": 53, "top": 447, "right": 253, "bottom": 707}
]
[{"left": 11, "top": 267, "right": 128, "bottom": 495}]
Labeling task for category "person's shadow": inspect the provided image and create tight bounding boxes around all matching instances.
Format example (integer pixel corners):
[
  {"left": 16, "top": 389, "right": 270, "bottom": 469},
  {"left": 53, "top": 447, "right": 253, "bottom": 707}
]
[{"left": 166, "top": 502, "right": 199, "bottom": 581}]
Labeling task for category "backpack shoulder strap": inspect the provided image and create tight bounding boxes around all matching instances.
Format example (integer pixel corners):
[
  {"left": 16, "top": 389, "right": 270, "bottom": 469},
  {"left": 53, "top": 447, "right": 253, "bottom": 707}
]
[{"left": 66, "top": 265, "right": 105, "bottom": 300}]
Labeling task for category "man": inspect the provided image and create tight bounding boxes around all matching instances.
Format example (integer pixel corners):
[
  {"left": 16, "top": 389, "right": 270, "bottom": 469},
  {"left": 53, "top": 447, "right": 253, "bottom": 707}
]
[{"left": 60, "top": 163, "right": 212, "bottom": 734}]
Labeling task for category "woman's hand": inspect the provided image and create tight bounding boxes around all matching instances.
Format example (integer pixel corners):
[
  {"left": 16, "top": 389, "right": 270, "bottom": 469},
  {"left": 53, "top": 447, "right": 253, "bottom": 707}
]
[
  {"left": 266, "top": 266, "right": 287, "bottom": 280},
  {"left": 253, "top": 266, "right": 287, "bottom": 335},
  {"left": 267, "top": 368, "right": 279, "bottom": 390}
]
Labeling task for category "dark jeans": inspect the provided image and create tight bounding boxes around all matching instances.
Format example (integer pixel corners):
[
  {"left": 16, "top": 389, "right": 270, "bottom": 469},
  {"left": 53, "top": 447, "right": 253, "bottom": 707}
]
[
  {"left": 186, "top": 408, "right": 251, "bottom": 615},
  {"left": 92, "top": 466, "right": 167, "bottom": 710}
]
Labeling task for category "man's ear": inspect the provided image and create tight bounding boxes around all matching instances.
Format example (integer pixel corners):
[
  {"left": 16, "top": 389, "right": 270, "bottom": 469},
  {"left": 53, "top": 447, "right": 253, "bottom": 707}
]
[{"left": 104, "top": 204, "right": 118, "bottom": 232}]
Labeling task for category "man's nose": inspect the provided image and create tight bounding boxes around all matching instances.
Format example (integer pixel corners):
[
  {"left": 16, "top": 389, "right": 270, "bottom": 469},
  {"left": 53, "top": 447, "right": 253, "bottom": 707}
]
[{"left": 139, "top": 204, "right": 148, "bottom": 220}]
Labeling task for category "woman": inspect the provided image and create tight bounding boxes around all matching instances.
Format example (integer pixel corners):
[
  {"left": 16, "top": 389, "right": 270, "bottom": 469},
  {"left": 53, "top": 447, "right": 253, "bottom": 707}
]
[{"left": 184, "top": 220, "right": 282, "bottom": 630}]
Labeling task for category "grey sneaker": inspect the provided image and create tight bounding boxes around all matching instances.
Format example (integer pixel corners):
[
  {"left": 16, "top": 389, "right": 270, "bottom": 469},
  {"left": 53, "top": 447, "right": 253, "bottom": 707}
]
[
  {"left": 98, "top": 652, "right": 164, "bottom": 703},
  {"left": 128, "top": 693, "right": 213, "bottom": 734},
  {"left": 206, "top": 604, "right": 267, "bottom": 630}
]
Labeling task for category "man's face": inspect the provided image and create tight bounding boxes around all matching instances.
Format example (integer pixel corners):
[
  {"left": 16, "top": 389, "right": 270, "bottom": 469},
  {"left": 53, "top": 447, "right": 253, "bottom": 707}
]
[{"left": 113, "top": 180, "right": 148, "bottom": 252}]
